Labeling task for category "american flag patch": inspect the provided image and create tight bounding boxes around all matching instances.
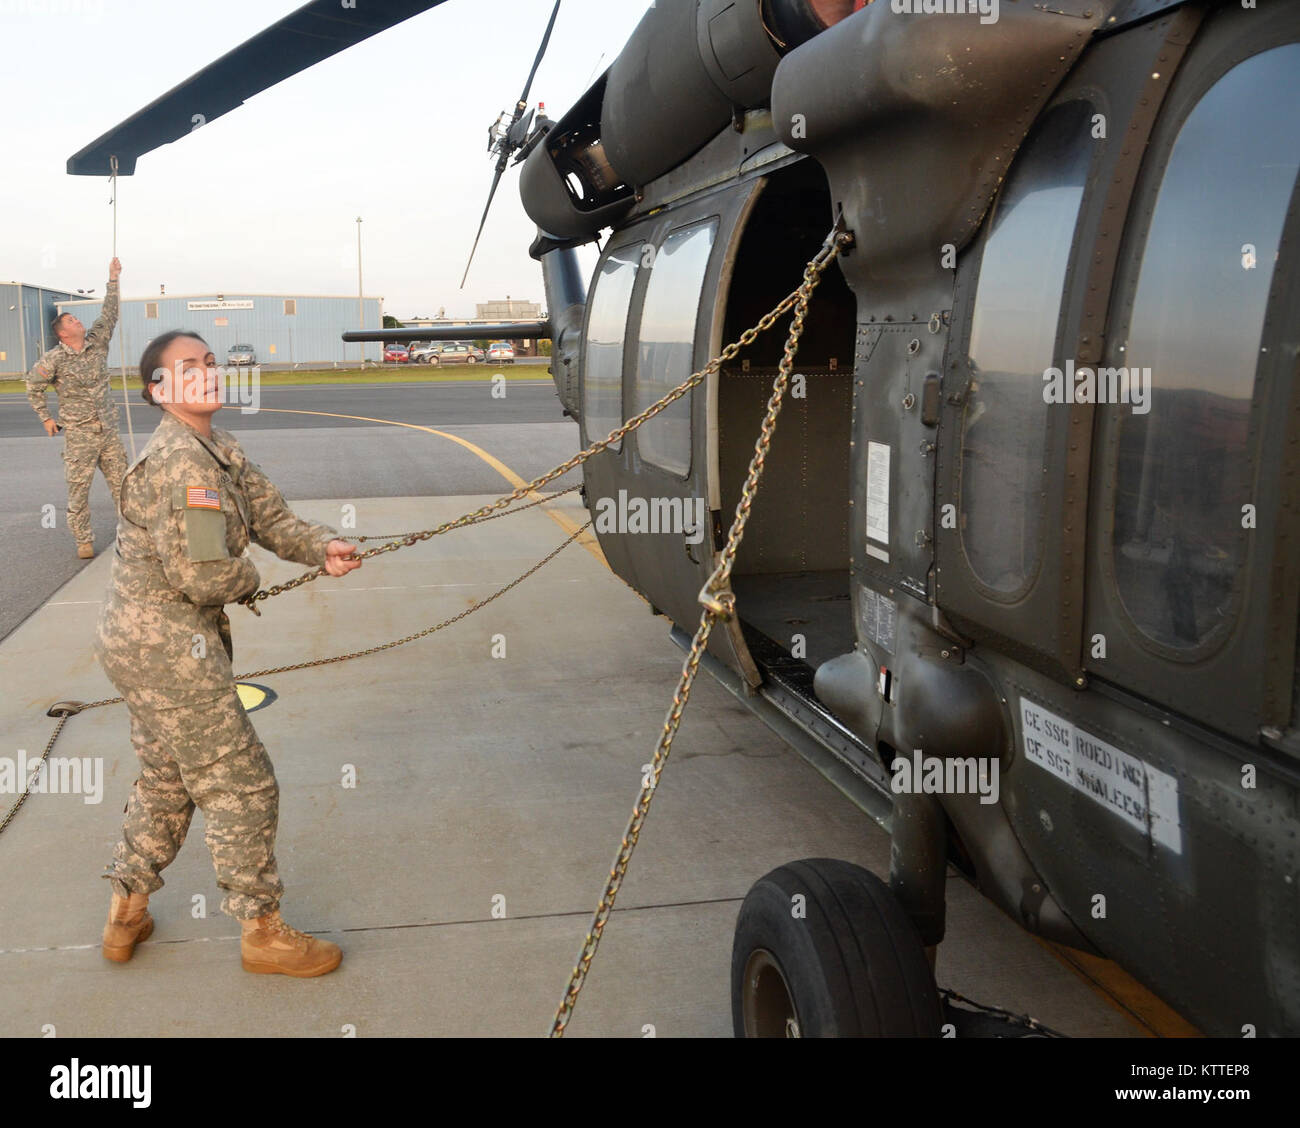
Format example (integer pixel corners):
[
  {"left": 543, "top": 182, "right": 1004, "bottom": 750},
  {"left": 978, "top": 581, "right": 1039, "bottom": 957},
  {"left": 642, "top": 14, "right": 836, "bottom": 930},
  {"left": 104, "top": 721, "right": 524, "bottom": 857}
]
[{"left": 186, "top": 487, "right": 221, "bottom": 510}]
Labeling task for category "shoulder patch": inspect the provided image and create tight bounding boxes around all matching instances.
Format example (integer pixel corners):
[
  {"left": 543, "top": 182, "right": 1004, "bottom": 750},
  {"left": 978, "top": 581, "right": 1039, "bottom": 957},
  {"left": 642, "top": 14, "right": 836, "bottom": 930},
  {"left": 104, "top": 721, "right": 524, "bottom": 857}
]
[{"left": 186, "top": 486, "right": 221, "bottom": 510}]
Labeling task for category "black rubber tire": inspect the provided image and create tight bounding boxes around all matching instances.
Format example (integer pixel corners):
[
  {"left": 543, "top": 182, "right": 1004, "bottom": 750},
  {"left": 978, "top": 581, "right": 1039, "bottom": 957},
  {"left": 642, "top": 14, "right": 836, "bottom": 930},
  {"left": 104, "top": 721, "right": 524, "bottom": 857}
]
[
  {"left": 731, "top": 858, "right": 942, "bottom": 1037},
  {"left": 467, "top": 356, "right": 477, "bottom": 364}
]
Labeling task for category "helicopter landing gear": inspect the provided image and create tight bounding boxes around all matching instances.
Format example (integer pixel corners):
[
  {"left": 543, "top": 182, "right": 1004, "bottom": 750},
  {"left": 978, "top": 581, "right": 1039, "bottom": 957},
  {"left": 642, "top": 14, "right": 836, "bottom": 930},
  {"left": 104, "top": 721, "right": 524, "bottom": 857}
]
[{"left": 731, "top": 857, "right": 942, "bottom": 1037}]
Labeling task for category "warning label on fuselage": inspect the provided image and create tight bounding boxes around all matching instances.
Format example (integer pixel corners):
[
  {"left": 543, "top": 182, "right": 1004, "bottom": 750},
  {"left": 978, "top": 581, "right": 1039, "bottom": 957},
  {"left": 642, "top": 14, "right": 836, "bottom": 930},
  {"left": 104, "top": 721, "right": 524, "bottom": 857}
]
[{"left": 1019, "top": 697, "right": 1182, "bottom": 854}]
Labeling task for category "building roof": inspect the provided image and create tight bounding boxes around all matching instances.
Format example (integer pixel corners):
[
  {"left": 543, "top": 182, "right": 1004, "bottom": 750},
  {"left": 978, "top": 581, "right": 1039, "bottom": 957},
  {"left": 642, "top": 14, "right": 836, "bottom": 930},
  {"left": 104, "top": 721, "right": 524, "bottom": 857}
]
[
  {"left": 57, "top": 292, "right": 385, "bottom": 305},
  {"left": 403, "top": 317, "right": 545, "bottom": 326},
  {"left": 2, "top": 282, "right": 81, "bottom": 292}
]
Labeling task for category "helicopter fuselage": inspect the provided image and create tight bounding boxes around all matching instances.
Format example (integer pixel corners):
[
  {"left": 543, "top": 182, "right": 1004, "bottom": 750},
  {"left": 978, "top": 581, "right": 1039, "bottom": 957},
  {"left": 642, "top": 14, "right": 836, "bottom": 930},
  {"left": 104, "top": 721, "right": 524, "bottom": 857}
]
[{"left": 527, "top": 0, "right": 1300, "bottom": 1036}]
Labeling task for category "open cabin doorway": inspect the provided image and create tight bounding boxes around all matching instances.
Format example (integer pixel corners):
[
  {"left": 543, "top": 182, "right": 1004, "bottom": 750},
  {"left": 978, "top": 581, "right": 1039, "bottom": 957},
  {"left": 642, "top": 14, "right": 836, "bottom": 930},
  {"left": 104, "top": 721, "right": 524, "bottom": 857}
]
[{"left": 715, "top": 161, "right": 858, "bottom": 683}]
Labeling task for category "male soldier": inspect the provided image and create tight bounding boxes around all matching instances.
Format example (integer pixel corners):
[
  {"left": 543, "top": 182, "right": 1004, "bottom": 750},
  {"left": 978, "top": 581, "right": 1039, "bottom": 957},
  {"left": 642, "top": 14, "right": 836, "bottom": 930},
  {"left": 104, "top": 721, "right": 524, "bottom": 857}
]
[{"left": 26, "top": 259, "right": 129, "bottom": 559}]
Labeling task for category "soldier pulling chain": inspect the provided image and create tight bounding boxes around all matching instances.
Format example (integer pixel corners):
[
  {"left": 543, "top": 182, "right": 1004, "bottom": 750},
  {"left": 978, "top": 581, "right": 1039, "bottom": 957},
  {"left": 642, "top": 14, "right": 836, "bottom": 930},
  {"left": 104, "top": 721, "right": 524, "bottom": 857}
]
[{"left": 5, "top": 219, "right": 850, "bottom": 1005}]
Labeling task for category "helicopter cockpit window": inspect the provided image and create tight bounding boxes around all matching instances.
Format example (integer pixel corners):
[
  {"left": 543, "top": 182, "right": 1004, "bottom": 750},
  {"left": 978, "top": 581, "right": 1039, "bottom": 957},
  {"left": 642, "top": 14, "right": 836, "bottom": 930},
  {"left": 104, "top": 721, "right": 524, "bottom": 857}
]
[
  {"left": 1113, "top": 44, "right": 1300, "bottom": 652},
  {"left": 583, "top": 245, "right": 641, "bottom": 452},
  {"left": 634, "top": 218, "right": 719, "bottom": 477},
  {"left": 961, "top": 100, "right": 1094, "bottom": 597}
]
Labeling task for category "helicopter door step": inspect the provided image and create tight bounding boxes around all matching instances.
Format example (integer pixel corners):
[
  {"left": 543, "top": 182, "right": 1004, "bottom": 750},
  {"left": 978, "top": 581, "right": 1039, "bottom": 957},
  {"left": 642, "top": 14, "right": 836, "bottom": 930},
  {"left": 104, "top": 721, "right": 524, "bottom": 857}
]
[
  {"left": 736, "top": 619, "right": 888, "bottom": 793},
  {"left": 671, "top": 624, "right": 893, "bottom": 822}
]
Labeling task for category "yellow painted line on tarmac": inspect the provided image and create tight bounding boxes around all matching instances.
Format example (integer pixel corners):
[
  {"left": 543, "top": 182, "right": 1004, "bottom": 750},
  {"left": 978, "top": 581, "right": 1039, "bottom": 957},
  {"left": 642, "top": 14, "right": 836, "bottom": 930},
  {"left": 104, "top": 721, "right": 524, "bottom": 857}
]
[
  {"left": 1037, "top": 938, "right": 1202, "bottom": 1038},
  {"left": 252, "top": 407, "right": 607, "bottom": 568}
]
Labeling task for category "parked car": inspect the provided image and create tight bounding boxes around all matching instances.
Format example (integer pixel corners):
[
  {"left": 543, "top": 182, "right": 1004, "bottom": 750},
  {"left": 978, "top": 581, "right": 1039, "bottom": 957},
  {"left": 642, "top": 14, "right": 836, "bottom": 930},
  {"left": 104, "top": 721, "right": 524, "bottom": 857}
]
[
  {"left": 226, "top": 344, "right": 256, "bottom": 366},
  {"left": 487, "top": 342, "right": 516, "bottom": 364},
  {"left": 409, "top": 343, "right": 441, "bottom": 363},
  {"left": 427, "top": 343, "right": 481, "bottom": 365},
  {"left": 383, "top": 344, "right": 410, "bottom": 363}
]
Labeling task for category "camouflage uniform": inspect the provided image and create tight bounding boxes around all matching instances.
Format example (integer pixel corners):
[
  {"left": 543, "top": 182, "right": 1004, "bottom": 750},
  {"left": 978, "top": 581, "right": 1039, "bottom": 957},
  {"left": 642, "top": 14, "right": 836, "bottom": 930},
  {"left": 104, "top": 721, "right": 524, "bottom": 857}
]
[
  {"left": 26, "top": 281, "right": 129, "bottom": 545},
  {"left": 95, "top": 410, "right": 339, "bottom": 919}
]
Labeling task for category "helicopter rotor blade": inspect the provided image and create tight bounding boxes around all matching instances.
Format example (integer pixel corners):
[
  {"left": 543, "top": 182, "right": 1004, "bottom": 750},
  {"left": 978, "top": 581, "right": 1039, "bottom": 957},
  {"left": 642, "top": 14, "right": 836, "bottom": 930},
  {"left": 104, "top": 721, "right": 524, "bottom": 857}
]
[
  {"left": 459, "top": 163, "right": 507, "bottom": 291},
  {"left": 516, "top": 0, "right": 562, "bottom": 111},
  {"left": 460, "top": 0, "right": 561, "bottom": 289},
  {"left": 67, "top": 0, "right": 450, "bottom": 175}
]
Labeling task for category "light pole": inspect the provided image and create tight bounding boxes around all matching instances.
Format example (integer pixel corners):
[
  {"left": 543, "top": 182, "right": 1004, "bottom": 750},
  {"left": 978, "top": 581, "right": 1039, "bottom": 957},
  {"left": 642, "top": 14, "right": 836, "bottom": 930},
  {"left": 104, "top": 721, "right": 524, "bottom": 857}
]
[{"left": 356, "top": 216, "right": 364, "bottom": 368}]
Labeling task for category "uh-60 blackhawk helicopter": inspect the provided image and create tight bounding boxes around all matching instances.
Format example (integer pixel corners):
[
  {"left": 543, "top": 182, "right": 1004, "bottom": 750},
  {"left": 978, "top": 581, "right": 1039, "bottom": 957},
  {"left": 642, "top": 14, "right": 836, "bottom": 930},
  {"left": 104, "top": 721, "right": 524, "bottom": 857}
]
[{"left": 69, "top": 0, "right": 1300, "bottom": 1037}]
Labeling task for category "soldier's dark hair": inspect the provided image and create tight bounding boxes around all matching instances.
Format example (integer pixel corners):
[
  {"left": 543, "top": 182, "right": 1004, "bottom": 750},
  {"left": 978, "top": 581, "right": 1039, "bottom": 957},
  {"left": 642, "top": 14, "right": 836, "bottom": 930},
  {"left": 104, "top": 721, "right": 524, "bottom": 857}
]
[
  {"left": 138, "top": 330, "right": 210, "bottom": 408},
  {"left": 50, "top": 313, "right": 70, "bottom": 339}
]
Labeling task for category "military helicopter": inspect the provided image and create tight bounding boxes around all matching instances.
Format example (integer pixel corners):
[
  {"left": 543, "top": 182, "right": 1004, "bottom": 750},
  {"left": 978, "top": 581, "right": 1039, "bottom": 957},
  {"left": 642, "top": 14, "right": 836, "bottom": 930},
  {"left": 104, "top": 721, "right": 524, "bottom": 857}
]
[{"left": 69, "top": 0, "right": 1300, "bottom": 1037}]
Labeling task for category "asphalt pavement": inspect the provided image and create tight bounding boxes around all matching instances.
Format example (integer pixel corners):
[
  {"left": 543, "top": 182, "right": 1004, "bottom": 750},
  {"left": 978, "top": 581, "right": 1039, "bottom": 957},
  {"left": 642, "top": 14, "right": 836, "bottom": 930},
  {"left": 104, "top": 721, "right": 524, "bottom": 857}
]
[
  {"left": 0, "top": 378, "right": 564, "bottom": 440},
  {"left": 0, "top": 380, "right": 577, "bottom": 639}
]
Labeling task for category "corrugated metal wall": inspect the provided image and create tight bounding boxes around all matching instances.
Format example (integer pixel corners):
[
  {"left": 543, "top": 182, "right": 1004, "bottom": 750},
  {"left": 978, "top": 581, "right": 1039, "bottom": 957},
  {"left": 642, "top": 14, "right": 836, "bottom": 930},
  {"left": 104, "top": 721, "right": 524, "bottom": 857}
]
[
  {"left": 0, "top": 284, "right": 78, "bottom": 374},
  {"left": 0, "top": 286, "right": 22, "bottom": 374},
  {"left": 50, "top": 294, "right": 384, "bottom": 369}
]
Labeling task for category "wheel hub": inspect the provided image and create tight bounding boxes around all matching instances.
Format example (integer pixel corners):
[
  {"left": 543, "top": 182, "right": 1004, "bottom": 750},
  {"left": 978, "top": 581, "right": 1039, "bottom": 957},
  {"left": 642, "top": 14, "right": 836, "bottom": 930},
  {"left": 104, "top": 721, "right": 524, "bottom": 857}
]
[{"left": 743, "top": 948, "right": 801, "bottom": 1037}]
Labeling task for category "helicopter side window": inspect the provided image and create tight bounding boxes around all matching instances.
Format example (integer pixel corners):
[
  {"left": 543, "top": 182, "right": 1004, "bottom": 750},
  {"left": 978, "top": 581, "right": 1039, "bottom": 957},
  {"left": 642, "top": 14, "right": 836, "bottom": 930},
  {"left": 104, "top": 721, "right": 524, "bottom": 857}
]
[
  {"left": 960, "top": 100, "right": 1095, "bottom": 597},
  {"left": 634, "top": 219, "right": 719, "bottom": 477},
  {"left": 583, "top": 245, "right": 641, "bottom": 452},
  {"left": 1113, "top": 43, "right": 1300, "bottom": 652}
]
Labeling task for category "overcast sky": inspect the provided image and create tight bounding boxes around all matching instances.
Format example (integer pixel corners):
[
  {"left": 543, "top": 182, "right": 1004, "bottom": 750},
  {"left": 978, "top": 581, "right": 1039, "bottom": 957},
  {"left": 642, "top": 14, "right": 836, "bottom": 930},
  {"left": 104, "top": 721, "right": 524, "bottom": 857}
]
[{"left": 1, "top": 0, "right": 647, "bottom": 318}]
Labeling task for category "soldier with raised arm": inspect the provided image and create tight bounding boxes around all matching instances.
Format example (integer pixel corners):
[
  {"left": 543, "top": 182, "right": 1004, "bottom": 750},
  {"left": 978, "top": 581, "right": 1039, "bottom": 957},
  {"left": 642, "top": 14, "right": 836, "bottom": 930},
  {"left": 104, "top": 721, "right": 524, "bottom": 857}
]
[{"left": 26, "top": 258, "right": 129, "bottom": 559}]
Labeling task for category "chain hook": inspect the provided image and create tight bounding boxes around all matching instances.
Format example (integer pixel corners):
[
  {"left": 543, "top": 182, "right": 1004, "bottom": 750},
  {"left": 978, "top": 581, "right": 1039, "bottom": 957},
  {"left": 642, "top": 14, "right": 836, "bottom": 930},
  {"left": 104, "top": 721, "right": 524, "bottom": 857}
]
[{"left": 697, "top": 582, "right": 735, "bottom": 620}]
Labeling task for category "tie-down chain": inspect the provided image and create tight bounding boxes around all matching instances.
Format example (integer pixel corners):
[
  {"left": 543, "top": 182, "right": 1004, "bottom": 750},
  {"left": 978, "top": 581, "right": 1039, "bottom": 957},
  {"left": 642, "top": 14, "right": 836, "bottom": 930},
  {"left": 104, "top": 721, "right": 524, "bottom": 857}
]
[{"left": 5, "top": 221, "right": 853, "bottom": 1043}]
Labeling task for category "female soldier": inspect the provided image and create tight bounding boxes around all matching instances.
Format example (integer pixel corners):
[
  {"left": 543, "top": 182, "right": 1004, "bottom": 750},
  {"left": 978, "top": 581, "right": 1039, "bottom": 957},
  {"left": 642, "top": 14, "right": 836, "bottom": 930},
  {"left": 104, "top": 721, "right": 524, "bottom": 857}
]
[{"left": 96, "top": 331, "right": 362, "bottom": 977}]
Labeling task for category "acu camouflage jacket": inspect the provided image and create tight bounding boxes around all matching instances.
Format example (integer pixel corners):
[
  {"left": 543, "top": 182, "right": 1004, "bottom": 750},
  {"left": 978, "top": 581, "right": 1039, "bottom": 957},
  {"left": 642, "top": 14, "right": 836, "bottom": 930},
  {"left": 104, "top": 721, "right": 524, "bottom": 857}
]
[
  {"left": 26, "top": 281, "right": 120, "bottom": 427},
  {"left": 97, "top": 412, "right": 339, "bottom": 699}
]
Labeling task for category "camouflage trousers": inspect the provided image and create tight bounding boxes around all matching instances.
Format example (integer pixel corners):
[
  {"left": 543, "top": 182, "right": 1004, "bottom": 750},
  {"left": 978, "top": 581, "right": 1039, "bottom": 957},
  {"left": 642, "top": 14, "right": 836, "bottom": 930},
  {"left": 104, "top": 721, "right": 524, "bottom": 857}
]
[
  {"left": 63, "top": 421, "right": 127, "bottom": 546},
  {"left": 106, "top": 681, "right": 284, "bottom": 920}
]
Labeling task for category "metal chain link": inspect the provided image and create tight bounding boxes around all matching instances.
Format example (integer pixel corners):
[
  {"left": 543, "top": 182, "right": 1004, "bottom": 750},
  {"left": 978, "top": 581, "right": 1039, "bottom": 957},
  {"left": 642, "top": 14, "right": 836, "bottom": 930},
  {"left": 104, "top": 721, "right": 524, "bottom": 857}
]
[
  {"left": 0, "top": 523, "right": 591, "bottom": 841},
  {"left": 4, "top": 220, "right": 838, "bottom": 830},
  {"left": 352, "top": 483, "right": 581, "bottom": 543},
  {"left": 0, "top": 712, "right": 70, "bottom": 838},
  {"left": 236, "top": 229, "right": 847, "bottom": 615},
  {"left": 240, "top": 485, "right": 584, "bottom": 614},
  {"left": 232, "top": 520, "right": 590, "bottom": 679},
  {"left": 5, "top": 219, "right": 851, "bottom": 1045},
  {"left": 549, "top": 221, "right": 851, "bottom": 1036}
]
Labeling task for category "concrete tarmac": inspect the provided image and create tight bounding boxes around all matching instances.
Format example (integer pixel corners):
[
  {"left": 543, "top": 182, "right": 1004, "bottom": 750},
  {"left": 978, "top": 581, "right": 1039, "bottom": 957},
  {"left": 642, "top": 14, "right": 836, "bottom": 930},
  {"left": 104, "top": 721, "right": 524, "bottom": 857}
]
[
  {"left": 0, "top": 492, "right": 1145, "bottom": 1037},
  {"left": 0, "top": 380, "right": 578, "bottom": 640}
]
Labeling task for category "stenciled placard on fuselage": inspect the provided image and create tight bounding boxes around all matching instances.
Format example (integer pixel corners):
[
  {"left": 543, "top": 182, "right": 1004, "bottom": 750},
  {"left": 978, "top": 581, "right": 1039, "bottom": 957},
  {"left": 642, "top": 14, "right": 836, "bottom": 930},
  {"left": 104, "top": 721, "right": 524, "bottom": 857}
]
[{"left": 1018, "top": 697, "right": 1182, "bottom": 854}]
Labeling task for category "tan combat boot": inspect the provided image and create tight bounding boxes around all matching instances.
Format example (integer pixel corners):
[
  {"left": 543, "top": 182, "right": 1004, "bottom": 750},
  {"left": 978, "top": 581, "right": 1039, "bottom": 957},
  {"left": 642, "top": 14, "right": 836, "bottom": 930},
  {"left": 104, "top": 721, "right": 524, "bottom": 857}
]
[
  {"left": 76, "top": 543, "right": 94, "bottom": 560},
  {"left": 240, "top": 910, "right": 342, "bottom": 978},
  {"left": 102, "top": 891, "right": 153, "bottom": 962}
]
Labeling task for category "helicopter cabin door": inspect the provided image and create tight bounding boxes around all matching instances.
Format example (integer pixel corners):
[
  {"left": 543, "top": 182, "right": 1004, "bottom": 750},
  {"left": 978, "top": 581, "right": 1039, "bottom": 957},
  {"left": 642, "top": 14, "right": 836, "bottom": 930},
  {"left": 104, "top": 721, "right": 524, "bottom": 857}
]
[{"left": 579, "top": 180, "right": 767, "bottom": 685}]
